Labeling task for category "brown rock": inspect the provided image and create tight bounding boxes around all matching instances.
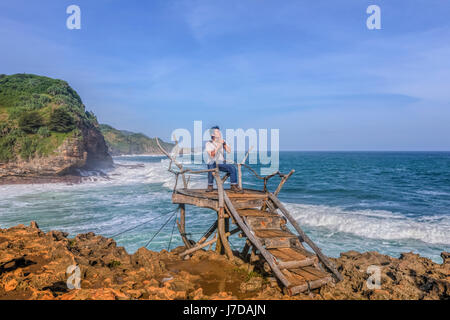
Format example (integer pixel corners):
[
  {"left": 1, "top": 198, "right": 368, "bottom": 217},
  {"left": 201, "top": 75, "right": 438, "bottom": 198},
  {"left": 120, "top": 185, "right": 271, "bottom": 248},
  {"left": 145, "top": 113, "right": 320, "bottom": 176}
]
[
  {"left": 240, "top": 277, "right": 263, "bottom": 293},
  {"left": 4, "top": 279, "right": 18, "bottom": 292},
  {"left": 1, "top": 223, "right": 448, "bottom": 300},
  {"left": 441, "top": 252, "right": 450, "bottom": 265}
]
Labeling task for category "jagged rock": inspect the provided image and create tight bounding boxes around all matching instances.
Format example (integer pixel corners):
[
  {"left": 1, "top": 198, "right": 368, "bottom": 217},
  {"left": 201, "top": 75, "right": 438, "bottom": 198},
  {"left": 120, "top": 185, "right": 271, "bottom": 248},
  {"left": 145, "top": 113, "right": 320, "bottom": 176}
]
[
  {"left": 0, "top": 223, "right": 448, "bottom": 300},
  {"left": 240, "top": 277, "right": 263, "bottom": 292},
  {"left": 30, "top": 221, "right": 39, "bottom": 229},
  {"left": 441, "top": 252, "right": 450, "bottom": 265}
]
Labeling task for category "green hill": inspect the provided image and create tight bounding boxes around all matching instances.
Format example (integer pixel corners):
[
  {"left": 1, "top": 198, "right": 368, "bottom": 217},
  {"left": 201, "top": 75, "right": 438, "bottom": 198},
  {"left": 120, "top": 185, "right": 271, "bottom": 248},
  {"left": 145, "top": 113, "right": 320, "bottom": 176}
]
[
  {"left": 0, "top": 73, "right": 112, "bottom": 179},
  {"left": 100, "top": 124, "right": 174, "bottom": 156}
]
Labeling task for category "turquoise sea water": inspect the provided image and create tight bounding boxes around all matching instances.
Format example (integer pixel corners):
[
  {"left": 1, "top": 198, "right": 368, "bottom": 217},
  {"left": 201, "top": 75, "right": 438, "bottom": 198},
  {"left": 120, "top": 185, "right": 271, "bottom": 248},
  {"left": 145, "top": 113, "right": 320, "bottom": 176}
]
[{"left": 0, "top": 152, "right": 449, "bottom": 262}]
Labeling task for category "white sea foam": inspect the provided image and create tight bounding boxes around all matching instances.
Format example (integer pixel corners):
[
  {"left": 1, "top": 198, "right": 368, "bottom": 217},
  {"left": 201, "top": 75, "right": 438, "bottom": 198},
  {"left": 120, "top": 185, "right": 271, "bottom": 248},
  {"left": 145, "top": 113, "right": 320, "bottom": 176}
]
[
  {"left": 416, "top": 190, "right": 450, "bottom": 196},
  {"left": 0, "top": 158, "right": 205, "bottom": 201},
  {"left": 286, "top": 203, "right": 450, "bottom": 245},
  {"left": 112, "top": 154, "right": 164, "bottom": 158}
]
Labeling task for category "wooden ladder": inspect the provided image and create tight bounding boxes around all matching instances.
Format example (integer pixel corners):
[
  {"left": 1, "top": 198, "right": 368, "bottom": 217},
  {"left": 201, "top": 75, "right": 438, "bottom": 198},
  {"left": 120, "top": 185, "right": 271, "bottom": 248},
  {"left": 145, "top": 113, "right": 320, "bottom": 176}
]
[{"left": 224, "top": 192, "right": 342, "bottom": 295}]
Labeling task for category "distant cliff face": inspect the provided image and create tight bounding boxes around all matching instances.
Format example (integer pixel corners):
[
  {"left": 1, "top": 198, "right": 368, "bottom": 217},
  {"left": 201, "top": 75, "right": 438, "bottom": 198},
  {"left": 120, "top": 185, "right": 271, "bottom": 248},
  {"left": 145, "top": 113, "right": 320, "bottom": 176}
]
[
  {"left": 99, "top": 124, "right": 174, "bottom": 156},
  {"left": 0, "top": 74, "right": 112, "bottom": 180}
]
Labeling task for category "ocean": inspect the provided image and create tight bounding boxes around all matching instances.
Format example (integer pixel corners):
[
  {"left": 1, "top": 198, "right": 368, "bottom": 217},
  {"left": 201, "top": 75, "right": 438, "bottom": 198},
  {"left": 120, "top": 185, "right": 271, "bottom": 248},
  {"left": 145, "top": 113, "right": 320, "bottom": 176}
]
[{"left": 0, "top": 152, "right": 449, "bottom": 262}]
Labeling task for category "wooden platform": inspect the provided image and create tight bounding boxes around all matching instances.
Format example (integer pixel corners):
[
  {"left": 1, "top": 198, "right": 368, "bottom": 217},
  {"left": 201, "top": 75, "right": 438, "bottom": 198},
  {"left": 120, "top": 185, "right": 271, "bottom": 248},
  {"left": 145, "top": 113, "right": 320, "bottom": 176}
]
[
  {"left": 173, "top": 188, "right": 268, "bottom": 210},
  {"left": 156, "top": 134, "right": 341, "bottom": 295},
  {"left": 173, "top": 188, "right": 336, "bottom": 295}
]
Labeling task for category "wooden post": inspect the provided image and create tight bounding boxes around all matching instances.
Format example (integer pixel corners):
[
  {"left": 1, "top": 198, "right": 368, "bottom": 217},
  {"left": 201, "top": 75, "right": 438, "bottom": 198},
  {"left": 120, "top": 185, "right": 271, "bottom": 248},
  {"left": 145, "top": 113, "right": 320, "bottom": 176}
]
[
  {"left": 241, "top": 240, "right": 251, "bottom": 261},
  {"left": 238, "top": 147, "right": 253, "bottom": 190},
  {"left": 274, "top": 170, "right": 295, "bottom": 196},
  {"left": 215, "top": 218, "right": 222, "bottom": 254},
  {"left": 178, "top": 204, "right": 192, "bottom": 248},
  {"left": 215, "top": 168, "right": 234, "bottom": 259},
  {"left": 156, "top": 137, "right": 187, "bottom": 188},
  {"left": 238, "top": 164, "right": 242, "bottom": 189},
  {"left": 268, "top": 193, "right": 343, "bottom": 281}
]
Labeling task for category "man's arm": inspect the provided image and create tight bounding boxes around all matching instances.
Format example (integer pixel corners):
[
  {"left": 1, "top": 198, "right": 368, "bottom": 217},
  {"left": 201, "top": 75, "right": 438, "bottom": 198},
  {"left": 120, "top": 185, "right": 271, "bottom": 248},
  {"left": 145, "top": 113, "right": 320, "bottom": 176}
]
[
  {"left": 207, "top": 141, "right": 222, "bottom": 157},
  {"left": 223, "top": 141, "right": 231, "bottom": 153}
]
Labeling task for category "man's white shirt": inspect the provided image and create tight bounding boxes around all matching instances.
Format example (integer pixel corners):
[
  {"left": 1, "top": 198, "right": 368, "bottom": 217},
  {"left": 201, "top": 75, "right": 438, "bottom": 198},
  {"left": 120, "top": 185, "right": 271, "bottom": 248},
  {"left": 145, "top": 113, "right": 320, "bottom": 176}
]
[{"left": 205, "top": 140, "right": 224, "bottom": 164}]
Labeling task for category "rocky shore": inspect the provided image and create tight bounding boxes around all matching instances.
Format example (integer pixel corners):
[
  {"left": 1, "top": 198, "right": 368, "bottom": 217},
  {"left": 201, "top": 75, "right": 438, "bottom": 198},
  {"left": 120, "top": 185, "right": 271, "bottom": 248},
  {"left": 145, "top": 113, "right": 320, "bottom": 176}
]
[{"left": 0, "top": 222, "right": 448, "bottom": 300}]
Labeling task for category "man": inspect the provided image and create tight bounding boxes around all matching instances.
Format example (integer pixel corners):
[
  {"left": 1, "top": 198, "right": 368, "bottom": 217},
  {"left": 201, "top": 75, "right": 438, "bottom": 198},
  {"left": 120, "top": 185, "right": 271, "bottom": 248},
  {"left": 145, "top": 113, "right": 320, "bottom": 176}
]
[{"left": 205, "top": 126, "right": 242, "bottom": 192}]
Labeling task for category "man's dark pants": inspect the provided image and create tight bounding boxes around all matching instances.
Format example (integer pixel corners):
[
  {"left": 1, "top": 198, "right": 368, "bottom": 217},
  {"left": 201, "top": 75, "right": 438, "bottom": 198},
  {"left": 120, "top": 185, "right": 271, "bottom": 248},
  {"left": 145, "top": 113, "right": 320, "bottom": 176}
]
[{"left": 207, "top": 162, "right": 238, "bottom": 186}]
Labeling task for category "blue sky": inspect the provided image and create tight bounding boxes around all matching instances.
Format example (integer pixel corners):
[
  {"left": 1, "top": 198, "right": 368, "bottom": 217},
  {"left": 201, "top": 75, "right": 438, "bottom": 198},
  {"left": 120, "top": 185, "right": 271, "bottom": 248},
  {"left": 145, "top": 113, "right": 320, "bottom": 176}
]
[{"left": 1, "top": 0, "right": 450, "bottom": 150}]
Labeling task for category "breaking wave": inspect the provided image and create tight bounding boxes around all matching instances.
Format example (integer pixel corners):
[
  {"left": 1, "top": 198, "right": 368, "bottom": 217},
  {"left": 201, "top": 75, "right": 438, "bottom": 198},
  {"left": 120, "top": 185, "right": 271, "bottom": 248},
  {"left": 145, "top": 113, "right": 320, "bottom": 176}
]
[{"left": 286, "top": 203, "right": 450, "bottom": 245}]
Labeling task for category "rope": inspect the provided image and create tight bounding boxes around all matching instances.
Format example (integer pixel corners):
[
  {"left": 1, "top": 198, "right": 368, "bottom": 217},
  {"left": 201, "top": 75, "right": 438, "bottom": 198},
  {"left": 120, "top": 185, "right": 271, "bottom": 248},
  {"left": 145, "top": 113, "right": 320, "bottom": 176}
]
[
  {"left": 145, "top": 210, "right": 177, "bottom": 248},
  {"left": 108, "top": 212, "right": 169, "bottom": 238},
  {"left": 167, "top": 210, "right": 178, "bottom": 251},
  {"left": 200, "top": 221, "right": 218, "bottom": 240}
]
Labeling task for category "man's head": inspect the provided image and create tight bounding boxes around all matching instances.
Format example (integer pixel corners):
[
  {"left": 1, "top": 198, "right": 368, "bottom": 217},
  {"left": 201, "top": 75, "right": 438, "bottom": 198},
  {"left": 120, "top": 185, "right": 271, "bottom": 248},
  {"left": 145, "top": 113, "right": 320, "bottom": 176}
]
[{"left": 210, "top": 126, "right": 221, "bottom": 140}]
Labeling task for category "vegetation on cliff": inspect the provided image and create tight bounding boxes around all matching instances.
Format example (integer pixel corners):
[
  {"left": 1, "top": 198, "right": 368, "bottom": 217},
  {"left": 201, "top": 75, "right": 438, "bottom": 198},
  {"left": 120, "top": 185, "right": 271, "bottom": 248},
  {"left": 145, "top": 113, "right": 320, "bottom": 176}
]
[
  {"left": 0, "top": 74, "right": 99, "bottom": 163},
  {"left": 100, "top": 124, "right": 174, "bottom": 156}
]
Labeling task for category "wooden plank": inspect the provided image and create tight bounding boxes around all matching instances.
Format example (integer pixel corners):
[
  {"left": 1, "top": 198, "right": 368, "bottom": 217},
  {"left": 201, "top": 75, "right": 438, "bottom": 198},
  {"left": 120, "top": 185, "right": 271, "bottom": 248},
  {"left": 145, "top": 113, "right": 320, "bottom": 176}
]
[
  {"left": 263, "top": 238, "right": 292, "bottom": 249},
  {"left": 254, "top": 229, "right": 297, "bottom": 239},
  {"left": 232, "top": 199, "right": 265, "bottom": 209},
  {"left": 289, "top": 276, "right": 333, "bottom": 295},
  {"left": 277, "top": 258, "right": 317, "bottom": 270},
  {"left": 281, "top": 269, "right": 307, "bottom": 287},
  {"left": 245, "top": 216, "right": 285, "bottom": 230},
  {"left": 269, "top": 248, "right": 309, "bottom": 262},
  {"left": 177, "top": 188, "right": 267, "bottom": 200},
  {"left": 289, "top": 266, "right": 329, "bottom": 281},
  {"left": 237, "top": 209, "right": 278, "bottom": 217},
  {"left": 172, "top": 193, "right": 218, "bottom": 210}
]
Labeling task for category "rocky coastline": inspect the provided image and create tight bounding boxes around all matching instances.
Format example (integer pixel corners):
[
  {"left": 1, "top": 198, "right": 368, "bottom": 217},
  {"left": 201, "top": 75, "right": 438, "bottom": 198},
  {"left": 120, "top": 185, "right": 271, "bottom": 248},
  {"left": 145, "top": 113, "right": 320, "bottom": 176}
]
[{"left": 0, "top": 222, "right": 448, "bottom": 300}]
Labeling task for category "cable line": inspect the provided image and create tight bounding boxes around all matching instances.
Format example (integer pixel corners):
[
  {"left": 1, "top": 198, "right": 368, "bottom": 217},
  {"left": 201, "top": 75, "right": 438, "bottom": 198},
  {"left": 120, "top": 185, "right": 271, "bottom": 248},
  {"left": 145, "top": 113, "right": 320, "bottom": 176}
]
[
  {"left": 167, "top": 210, "right": 178, "bottom": 251},
  {"left": 145, "top": 210, "right": 177, "bottom": 248},
  {"left": 107, "top": 209, "right": 176, "bottom": 238}
]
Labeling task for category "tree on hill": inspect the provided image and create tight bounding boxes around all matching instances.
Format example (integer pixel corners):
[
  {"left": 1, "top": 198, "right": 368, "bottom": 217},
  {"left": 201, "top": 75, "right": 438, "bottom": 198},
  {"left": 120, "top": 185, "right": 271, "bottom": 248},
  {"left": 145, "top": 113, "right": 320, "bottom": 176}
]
[
  {"left": 49, "top": 108, "right": 75, "bottom": 133},
  {"left": 18, "top": 111, "right": 44, "bottom": 134}
]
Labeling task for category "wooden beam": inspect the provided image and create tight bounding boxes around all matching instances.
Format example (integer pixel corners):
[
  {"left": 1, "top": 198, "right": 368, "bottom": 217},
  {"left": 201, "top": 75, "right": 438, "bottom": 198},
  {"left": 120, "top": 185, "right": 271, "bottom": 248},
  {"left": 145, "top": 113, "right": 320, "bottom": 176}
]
[
  {"left": 156, "top": 137, "right": 187, "bottom": 188},
  {"left": 276, "top": 257, "right": 317, "bottom": 270},
  {"left": 172, "top": 193, "right": 218, "bottom": 211},
  {"left": 238, "top": 164, "right": 243, "bottom": 189},
  {"left": 274, "top": 170, "right": 295, "bottom": 196},
  {"left": 289, "top": 276, "right": 333, "bottom": 295},
  {"left": 268, "top": 193, "right": 343, "bottom": 281},
  {"left": 237, "top": 147, "right": 252, "bottom": 189},
  {"left": 178, "top": 204, "right": 192, "bottom": 248},
  {"left": 197, "top": 221, "right": 218, "bottom": 245},
  {"left": 241, "top": 240, "right": 251, "bottom": 261},
  {"left": 180, "top": 228, "right": 240, "bottom": 257},
  {"left": 215, "top": 169, "right": 234, "bottom": 259}
]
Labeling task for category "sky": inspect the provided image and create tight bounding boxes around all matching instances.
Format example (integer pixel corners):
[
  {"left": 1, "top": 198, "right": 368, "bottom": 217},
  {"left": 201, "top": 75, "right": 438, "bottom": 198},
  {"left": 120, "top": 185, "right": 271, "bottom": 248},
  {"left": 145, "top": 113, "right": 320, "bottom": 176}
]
[{"left": 1, "top": 0, "right": 450, "bottom": 150}]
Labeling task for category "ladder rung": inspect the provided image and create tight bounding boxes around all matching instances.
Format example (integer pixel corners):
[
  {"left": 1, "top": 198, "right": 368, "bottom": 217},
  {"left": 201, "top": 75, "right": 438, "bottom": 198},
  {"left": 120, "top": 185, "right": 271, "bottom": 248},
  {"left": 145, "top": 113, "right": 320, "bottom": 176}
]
[
  {"left": 288, "top": 276, "right": 333, "bottom": 295},
  {"left": 277, "top": 257, "right": 317, "bottom": 270}
]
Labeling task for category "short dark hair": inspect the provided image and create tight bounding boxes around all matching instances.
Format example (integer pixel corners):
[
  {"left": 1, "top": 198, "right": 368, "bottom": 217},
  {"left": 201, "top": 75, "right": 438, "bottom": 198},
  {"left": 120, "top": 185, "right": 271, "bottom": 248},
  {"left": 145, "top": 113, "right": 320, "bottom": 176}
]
[{"left": 210, "top": 126, "right": 220, "bottom": 139}]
